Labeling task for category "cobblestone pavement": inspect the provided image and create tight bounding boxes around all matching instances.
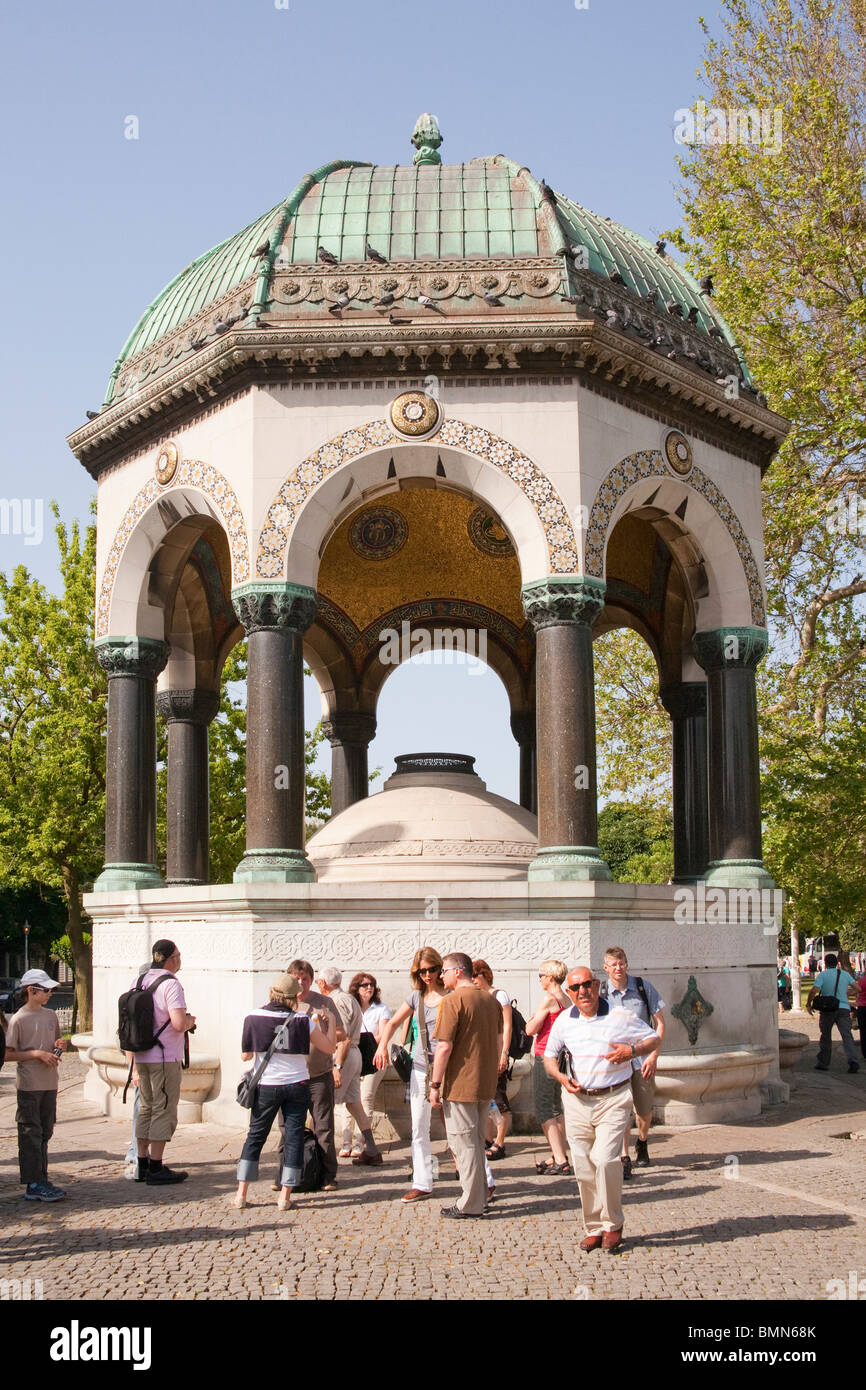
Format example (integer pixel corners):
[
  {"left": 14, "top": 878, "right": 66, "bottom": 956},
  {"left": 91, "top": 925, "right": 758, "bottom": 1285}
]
[{"left": 1, "top": 1016, "right": 864, "bottom": 1302}]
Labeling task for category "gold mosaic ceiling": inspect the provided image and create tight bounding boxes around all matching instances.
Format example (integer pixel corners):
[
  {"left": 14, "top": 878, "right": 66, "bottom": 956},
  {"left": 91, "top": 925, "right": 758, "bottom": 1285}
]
[{"left": 318, "top": 487, "right": 524, "bottom": 632}]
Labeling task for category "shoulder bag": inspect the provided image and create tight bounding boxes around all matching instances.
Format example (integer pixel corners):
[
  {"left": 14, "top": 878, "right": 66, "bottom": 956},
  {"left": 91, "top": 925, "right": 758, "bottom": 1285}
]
[
  {"left": 813, "top": 969, "right": 842, "bottom": 1014},
  {"left": 237, "top": 1017, "right": 290, "bottom": 1109}
]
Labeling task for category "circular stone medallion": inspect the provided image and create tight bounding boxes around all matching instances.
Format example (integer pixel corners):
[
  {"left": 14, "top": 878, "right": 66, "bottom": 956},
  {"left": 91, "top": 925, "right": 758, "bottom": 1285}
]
[
  {"left": 349, "top": 505, "right": 408, "bottom": 560},
  {"left": 467, "top": 507, "right": 515, "bottom": 558},
  {"left": 389, "top": 391, "right": 441, "bottom": 439},
  {"left": 155, "top": 441, "right": 179, "bottom": 485},
  {"left": 664, "top": 430, "right": 693, "bottom": 476}
]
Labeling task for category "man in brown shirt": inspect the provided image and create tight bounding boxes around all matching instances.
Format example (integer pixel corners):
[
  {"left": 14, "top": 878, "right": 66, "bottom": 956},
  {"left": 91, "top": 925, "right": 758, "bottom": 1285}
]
[
  {"left": 431, "top": 951, "right": 502, "bottom": 1218},
  {"left": 5, "top": 969, "right": 67, "bottom": 1201}
]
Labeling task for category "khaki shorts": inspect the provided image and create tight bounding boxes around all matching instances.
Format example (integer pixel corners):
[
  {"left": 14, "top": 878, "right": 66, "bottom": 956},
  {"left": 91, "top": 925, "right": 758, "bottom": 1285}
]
[
  {"left": 337, "top": 1045, "right": 362, "bottom": 1106},
  {"left": 630, "top": 1067, "right": 655, "bottom": 1121},
  {"left": 136, "top": 1061, "right": 182, "bottom": 1142}
]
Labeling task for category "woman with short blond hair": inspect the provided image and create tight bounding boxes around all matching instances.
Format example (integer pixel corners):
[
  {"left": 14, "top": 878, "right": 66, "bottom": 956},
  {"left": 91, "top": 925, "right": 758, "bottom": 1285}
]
[{"left": 525, "top": 959, "right": 572, "bottom": 1174}]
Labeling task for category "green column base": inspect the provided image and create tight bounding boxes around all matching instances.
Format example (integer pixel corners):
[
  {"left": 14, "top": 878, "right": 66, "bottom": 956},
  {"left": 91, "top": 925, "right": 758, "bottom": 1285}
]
[
  {"left": 93, "top": 863, "right": 164, "bottom": 893},
  {"left": 703, "top": 859, "right": 775, "bottom": 889},
  {"left": 528, "top": 846, "right": 612, "bottom": 883},
  {"left": 233, "top": 849, "right": 316, "bottom": 884}
]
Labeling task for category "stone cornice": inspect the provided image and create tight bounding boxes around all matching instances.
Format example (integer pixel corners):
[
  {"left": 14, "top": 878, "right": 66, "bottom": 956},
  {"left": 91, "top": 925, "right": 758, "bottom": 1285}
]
[{"left": 69, "top": 318, "right": 788, "bottom": 479}]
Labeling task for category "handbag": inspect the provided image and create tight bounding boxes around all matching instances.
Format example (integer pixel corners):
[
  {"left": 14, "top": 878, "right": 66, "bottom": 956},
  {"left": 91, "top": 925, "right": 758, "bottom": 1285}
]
[
  {"left": 359, "top": 1031, "right": 378, "bottom": 1077},
  {"left": 813, "top": 968, "right": 842, "bottom": 1013},
  {"left": 237, "top": 1019, "right": 289, "bottom": 1109},
  {"left": 390, "top": 1009, "right": 418, "bottom": 1084}
]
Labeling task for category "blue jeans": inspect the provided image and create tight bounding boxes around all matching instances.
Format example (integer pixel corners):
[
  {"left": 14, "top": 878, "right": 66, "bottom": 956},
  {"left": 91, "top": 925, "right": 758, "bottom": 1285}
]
[{"left": 238, "top": 1081, "right": 310, "bottom": 1188}]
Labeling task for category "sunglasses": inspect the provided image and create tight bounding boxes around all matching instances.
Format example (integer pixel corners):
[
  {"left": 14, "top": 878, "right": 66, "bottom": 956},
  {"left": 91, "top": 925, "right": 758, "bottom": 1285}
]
[
  {"left": 419, "top": 966, "right": 440, "bottom": 976},
  {"left": 567, "top": 980, "right": 596, "bottom": 992},
  {"left": 358, "top": 982, "right": 375, "bottom": 988}
]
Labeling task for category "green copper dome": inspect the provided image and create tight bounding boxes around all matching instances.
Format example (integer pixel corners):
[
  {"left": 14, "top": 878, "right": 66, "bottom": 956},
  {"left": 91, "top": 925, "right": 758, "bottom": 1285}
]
[{"left": 103, "top": 139, "right": 745, "bottom": 408}]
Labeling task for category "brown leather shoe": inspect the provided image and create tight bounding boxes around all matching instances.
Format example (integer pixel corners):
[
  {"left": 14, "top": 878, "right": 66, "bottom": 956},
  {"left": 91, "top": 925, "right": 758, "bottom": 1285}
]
[
  {"left": 602, "top": 1228, "right": 623, "bottom": 1253},
  {"left": 580, "top": 1233, "right": 604, "bottom": 1252},
  {"left": 401, "top": 1188, "right": 432, "bottom": 1202},
  {"left": 352, "top": 1151, "right": 383, "bottom": 1166}
]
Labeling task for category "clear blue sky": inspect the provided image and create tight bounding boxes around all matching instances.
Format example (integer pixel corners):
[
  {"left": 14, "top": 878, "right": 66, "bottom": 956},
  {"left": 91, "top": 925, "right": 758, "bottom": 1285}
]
[{"left": 0, "top": 0, "right": 718, "bottom": 799}]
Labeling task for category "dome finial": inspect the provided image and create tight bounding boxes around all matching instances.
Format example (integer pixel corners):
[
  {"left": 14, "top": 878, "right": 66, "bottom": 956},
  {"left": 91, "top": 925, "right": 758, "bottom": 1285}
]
[{"left": 411, "top": 112, "right": 443, "bottom": 165}]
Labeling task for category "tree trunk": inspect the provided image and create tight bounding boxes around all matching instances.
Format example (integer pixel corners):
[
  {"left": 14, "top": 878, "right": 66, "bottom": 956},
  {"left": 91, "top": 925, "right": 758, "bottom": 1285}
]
[{"left": 61, "top": 865, "right": 92, "bottom": 1031}]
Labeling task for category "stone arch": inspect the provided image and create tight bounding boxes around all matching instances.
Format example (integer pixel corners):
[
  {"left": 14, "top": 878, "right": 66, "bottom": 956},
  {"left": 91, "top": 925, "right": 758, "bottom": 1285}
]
[
  {"left": 96, "top": 459, "right": 250, "bottom": 639},
  {"left": 584, "top": 449, "right": 765, "bottom": 628},
  {"left": 255, "top": 415, "right": 578, "bottom": 585}
]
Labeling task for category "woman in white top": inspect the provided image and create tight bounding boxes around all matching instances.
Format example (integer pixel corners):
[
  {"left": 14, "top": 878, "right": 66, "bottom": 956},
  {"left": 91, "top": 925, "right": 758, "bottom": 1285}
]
[
  {"left": 373, "top": 946, "right": 449, "bottom": 1202},
  {"left": 339, "top": 972, "right": 392, "bottom": 1157},
  {"left": 235, "top": 973, "right": 335, "bottom": 1212}
]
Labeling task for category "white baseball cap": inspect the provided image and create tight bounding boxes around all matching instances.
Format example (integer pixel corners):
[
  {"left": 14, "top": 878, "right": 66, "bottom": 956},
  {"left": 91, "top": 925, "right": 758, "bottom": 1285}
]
[{"left": 20, "top": 969, "right": 60, "bottom": 990}]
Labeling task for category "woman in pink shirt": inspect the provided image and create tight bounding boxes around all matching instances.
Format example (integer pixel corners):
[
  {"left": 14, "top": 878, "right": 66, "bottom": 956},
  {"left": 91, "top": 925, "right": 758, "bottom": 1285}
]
[{"left": 525, "top": 959, "right": 572, "bottom": 1175}]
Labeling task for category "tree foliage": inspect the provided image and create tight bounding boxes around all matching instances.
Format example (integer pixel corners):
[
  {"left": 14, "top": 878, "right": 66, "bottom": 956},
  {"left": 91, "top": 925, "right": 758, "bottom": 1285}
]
[
  {"left": 591, "top": 0, "right": 866, "bottom": 937},
  {"left": 598, "top": 801, "right": 674, "bottom": 885},
  {"left": 0, "top": 505, "right": 104, "bottom": 1026}
]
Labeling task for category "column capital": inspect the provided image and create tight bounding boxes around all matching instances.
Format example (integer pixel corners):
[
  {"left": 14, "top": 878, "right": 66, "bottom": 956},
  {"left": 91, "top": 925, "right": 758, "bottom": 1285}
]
[
  {"left": 231, "top": 581, "right": 317, "bottom": 636},
  {"left": 156, "top": 689, "right": 220, "bottom": 726},
  {"left": 322, "top": 712, "right": 377, "bottom": 746},
  {"left": 94, "top": 636, "right": 169, "bottom": 681},
  {"left": 660, "top": 681, "right": 707, "bottom": 721},
  {"left": 521, "top": 576, "right": 606, "bottom": 631},
  {"left": 692, "top": 626, "right": 769, "bottom": 673},
  {"left": 509, "top": 711, "right": 535, "bottom": 745}
]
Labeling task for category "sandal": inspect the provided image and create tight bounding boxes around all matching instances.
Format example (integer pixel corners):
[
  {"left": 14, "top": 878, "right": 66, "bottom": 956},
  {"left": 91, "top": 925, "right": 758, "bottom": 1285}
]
[
  {"left": 487, "top": 1143, "right": 506, "bottom": 1161},
  {"left": 550, "top": 1161, "right": 574, "bottom": 1176},
  {"left": 535, "top": 1159, "right": 555, "bottom": 1174}
]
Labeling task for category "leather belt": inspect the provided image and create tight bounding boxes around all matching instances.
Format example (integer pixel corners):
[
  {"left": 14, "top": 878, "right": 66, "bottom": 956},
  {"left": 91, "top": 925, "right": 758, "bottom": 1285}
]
[{"left": 574, "top": 1079, "right": 631, "bottom": 1098}]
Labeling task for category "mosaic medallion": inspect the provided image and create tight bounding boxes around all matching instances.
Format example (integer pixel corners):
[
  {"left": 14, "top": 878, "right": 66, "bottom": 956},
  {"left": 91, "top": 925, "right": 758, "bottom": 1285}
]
[
  {"left": 349, "top": 506, "right": 408, "bottom": 560},
  {"left": 664, "top": 430, "right": 693, "bottom": 476},
  {"left": 155, "top": 441, "right": 179, "bottom": 486},
  {"left": 389, "top": 391, "right": 441, "bottom": 439},
  {"left": 467, "top": 507, "right": 515, "bottom": 558}
]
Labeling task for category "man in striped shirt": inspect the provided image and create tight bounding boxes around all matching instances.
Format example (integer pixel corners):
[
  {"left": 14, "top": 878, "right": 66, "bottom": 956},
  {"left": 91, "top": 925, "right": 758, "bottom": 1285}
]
[{"left": 544, "top": 965, "right": 659, "bottom": 1254}]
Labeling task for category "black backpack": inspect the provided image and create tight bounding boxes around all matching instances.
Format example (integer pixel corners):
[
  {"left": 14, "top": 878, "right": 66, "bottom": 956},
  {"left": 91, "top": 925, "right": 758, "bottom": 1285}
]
[
  {"left": 508, "top": 1001, "right": 534, "bottom": 1059},
  {"left": 118, "top": 972, "right": 174, "bottom": 1053},
  {"left": 292, "top": 1129, "right": 326, "bottom": 1193}
]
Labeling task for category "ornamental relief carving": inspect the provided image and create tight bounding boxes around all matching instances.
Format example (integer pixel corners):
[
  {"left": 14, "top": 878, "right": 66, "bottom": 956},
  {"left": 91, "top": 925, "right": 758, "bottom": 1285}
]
[
  {"left": 97, "top": 458, "right": 250, "bottom": 639},
  {"left": 257, "top": 417, "right": 579, "bottom": 580},
  {"left": 584, "top": 449, "right": 766, "bottom": 627},
  {"left": 272, "top": 260, "right": 563, "bottom": 308}
]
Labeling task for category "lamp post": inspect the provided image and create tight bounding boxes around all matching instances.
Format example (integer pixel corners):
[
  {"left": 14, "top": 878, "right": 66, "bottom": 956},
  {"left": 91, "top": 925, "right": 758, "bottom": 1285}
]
[{"left": 23, "top": 920, "right": 30, "bottom": 975}]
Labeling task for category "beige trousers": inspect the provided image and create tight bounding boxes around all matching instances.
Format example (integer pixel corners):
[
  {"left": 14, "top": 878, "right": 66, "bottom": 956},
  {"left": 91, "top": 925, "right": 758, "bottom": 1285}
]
[
  {"left": 562, "top": 1082, "right": 633, "bottom": 1234},
  {"left": 442, "top": 1099, "right": 489, "bottom": 1215}
]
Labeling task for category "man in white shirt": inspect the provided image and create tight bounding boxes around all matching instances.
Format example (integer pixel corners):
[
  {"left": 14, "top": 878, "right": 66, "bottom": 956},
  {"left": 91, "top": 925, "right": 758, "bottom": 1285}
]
[{"left": 544, "top": 965, "right": 659, "bottom": 1253}]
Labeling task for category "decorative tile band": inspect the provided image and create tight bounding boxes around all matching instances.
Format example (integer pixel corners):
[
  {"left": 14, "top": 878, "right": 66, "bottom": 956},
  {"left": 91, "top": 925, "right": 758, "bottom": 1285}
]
[
  {"left": 255, "top": 416, "right": 579, "bottom": 580},
  {"left": 584, "top": 449, "right": 765, "bottom": 626},
  {"left": 97, "top": 459, "right": 250, "bottom": 639}
]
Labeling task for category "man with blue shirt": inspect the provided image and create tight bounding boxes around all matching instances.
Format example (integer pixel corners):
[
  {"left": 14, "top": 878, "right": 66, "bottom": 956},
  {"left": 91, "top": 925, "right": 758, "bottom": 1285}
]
[
  {"left": 544, "top": 966, "right": 659, "bottom": 1254},
  {"left": 807, "top": 953, "right": 859, "bottom": 1074},
  {"left": 602, "top": 947, "right": 665, "bottom": 1176}
]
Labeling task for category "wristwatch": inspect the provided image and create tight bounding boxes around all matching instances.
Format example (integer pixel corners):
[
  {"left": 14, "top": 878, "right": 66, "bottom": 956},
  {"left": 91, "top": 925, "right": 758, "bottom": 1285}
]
[{"left": 630, "top": 1043, "right": 637, "bottom": 1058}]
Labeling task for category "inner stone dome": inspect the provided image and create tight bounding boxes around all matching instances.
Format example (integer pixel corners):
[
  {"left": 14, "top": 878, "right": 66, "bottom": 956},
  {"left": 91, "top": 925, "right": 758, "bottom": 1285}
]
[{"left": 307, "top": 753, "right": 538, "bottom": 882}]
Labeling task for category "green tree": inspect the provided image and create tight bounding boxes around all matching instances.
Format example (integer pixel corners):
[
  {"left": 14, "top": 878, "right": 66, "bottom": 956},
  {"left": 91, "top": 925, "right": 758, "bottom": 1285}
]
[
  {"left": 0, "top": 505, "right": 105, "bottom": 1027},
  {"left": 0, "top": 884, "right": 68, "bottom": 973},
  {"left": 590, "top": 0, "right": 866, "bottom": 933},
  {"left": 598, "top": 802, "right": 674, "bottom": 885},
  {"left": 595, "top": 629, "right": 672, "bottom": 804}
]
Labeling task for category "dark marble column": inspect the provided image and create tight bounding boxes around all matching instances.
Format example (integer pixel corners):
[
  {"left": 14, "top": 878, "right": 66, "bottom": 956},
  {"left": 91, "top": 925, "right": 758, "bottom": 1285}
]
[
  {"left": 157, "top": 689, "right": 220, "bottom": 886},
  {"left": 510, "top": 712, "right": 537, "bottom": 815},
  {"left": 692, "top": 625, "right": 773, "bottom": 887},
  {"left": 94, "top": 637, "right": 169, "bottom": 892},
  {"left": 660, "top": 682, "right": 709, "bottom": 884},
  {"left": 231, "top": 582, "right": 317, "bottom": 883},
  {"left": 521, "top": 577, "right": 610, "bottom": 881},
  {"left": 322, "top": 713, "right": 376, "bottom": 817}
]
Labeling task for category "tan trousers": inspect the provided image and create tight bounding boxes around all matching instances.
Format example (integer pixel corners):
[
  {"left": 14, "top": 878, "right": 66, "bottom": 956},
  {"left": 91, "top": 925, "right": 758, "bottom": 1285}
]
[
  {"left": 135, "top": 1061, "right": 182, "bottom": 1143},
  {"left": 562, "top": 1082, "right": 633, "bottom": 1234},
  {"left": 442, "top": 1099, "right": 489, "bottom": 1215}
]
